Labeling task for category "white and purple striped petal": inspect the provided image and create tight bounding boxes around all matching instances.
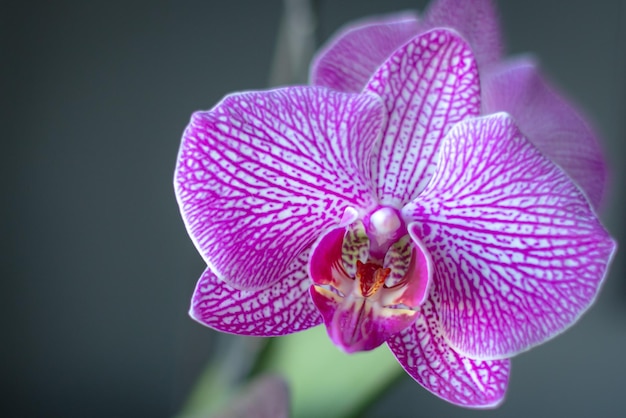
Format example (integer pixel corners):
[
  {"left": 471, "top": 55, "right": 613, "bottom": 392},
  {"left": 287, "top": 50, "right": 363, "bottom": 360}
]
[
  {"left": 388, "top": 297, "right": 510, "bottom": 408},
  {"left": 190, "top": 251, "right": 321, "bottom": 336},
  {"left": 366, "top": 29, "right": 481, "bottom": 206},
  {"left": 310, "top": 12, "right": 420, "bottom": 93},
  {"left": 310, "top": 0, "right": 503, "bottom": 94},
  {"left": 482, "top": 57, "right": 608, "bottom": 209},
  {"left": 403, "top": 113, "right": 616, "bottom": 359},
  {"left": 175, "top": 87, "right": 384, "bottom": 290}
]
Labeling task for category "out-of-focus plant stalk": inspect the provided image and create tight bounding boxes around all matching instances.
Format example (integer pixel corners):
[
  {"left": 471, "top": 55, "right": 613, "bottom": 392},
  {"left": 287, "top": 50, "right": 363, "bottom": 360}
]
[
  {"left": 176, "top": 336, "right": 266, "bottom": 417},
  {"left": 269, "top": 0, "right": 318, "bottom": 85}
]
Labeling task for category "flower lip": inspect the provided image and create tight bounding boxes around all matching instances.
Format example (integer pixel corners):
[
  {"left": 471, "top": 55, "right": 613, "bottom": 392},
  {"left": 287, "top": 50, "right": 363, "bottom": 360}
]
[{"left": 309, "top": 206, "right": 433, "bottom": 353}]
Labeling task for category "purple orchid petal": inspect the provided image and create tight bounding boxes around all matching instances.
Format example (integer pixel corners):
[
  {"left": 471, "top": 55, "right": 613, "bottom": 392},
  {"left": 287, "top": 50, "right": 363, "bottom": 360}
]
[
  {"left": 423, "top": 0, "right": 502, "bottom": 70},
  {"left": 190, "top": 250, "right": 321, "bottom": 336},
  {"left": 388, "top": 297, "right": 510, "bottom": 408},
  {"left": 310, "top": 11, "right": 420, "bottom": 93},
  {"left": 175, "top": 87, "right": 385, "bottom": 290},
  {"left": 482, "top": 57, "right": 608, "bottom": 209},
  {"left": 403, "top": 113, "right": 616, "bottom": 359},
  {"left": 366, "top": 29, "right": 481, "bottom": 206}
]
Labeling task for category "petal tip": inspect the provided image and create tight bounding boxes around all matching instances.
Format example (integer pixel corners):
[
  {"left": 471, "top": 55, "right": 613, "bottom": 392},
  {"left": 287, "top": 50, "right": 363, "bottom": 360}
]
[{"left": 310, "top": 11, "right": 420, "bottom": 92}]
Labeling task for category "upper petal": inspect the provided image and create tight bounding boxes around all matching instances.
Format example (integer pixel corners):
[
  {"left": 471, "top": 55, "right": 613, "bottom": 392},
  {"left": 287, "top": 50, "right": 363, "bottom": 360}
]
[
  {"left": 388, "top": 297, "right": 510, "bottom": 408},
  {"left": 310, "top": 11, "right": 420, "bottom": 93},
  {"left": 403, "top": 113, "right": 616, "bottom": 359},
  {"left": 482, "top": 57, "right": 608, "bottom": 210},
  {"left": 423, "top": 0, "right": 503, "bottom": 70},
  {"left": 175, "top": 86, "right": 384, "bottom": 289},
  {"left": 366, "top": 29, "right": 481, "bottom": 206},
  {"left": 190, "top": 250, "right": 322, "bottom": 336},
  {"left": 309, "top": 0, "right": 503, "bottom": 94}
]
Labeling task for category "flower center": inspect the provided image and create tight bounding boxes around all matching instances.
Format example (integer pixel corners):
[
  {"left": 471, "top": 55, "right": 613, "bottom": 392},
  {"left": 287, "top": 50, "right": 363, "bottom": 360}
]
[
  {"left": 356, "top": 260, "right": 390, "bottom": 297},
  {"left": 308, "top": 206, "right": 433, "bottom": 353}
]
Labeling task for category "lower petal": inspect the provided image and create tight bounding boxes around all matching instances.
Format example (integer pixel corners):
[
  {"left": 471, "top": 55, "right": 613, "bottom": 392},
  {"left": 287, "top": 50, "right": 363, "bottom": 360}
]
[
  {"left": 190, "top": 251, "right": 321, "bottom": 336},
  {"left": 387, "top": 297, "right": 510, "bottom": 408}
]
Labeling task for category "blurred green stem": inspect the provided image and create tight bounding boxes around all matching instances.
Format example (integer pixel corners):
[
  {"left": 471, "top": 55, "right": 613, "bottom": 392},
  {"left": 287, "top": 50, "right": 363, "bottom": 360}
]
[
  {"left": 255, "top": 326, "right": 403, "bottom": 418},
  {"left": 176, "top": 335, "right": 267, "bottom": 418}
]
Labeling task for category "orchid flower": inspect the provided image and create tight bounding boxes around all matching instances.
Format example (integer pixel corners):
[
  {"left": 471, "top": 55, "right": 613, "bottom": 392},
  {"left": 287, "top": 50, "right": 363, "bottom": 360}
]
[{"left": 174, "top": 0, "right": 616, "bottom": 409}]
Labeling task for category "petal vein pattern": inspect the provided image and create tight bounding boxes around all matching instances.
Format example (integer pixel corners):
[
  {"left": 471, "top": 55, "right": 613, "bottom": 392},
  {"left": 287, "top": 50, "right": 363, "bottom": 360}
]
[
  {"left": 366, "top": 29, "right": 480, "bottom": 206},
  {"left": 175, "top": 87, "right": 384, "bottom": 289},
  {"left": 190, "top": 250, "right": 322, "bottom": 336},
  {"left": 388, "top": 298, "right": 509, "bottom": 408},
  {"left": 310, "top": 12, "right": 420, "bottom": 93},
  {"left": 404, "top": 113, "right": 616, "bottom": 359}
]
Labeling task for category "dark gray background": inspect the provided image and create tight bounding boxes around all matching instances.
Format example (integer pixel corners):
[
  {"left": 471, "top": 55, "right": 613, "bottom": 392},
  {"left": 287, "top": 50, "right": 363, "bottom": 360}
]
[{"left": 2, "top": 1, "right": 624, "bottom": 417}]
